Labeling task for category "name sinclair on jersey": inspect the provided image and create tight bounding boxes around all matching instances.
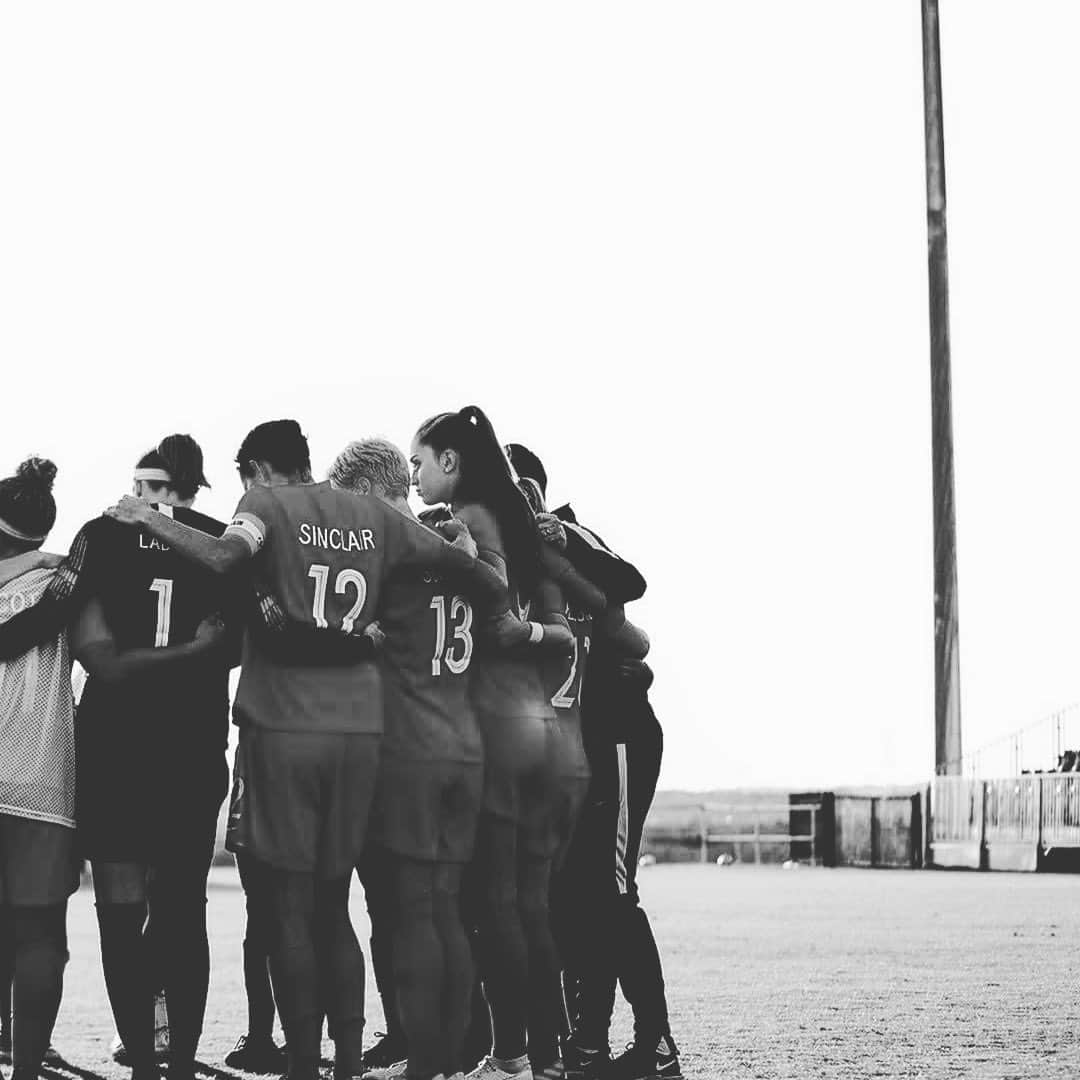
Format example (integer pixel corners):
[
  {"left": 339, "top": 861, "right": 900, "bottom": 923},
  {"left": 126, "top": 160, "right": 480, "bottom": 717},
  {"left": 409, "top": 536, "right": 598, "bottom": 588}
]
[{"left": 297, "top": 522, "right": 376, "bottom": 553}]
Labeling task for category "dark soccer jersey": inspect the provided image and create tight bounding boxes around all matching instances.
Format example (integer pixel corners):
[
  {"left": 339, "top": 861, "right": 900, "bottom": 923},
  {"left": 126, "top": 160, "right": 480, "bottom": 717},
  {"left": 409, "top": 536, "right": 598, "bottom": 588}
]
[
  {"left": 226, "top": 482, "right": 474, "bottom": 734},
  {"left": 76, "top": 507, "right": 232, "bottom": 757},
  {"left": 469, "top": 578, "right": 554, "bottom": 722},
  {"left": 377, "top": 561, "right": 482, "bottom": 765}
]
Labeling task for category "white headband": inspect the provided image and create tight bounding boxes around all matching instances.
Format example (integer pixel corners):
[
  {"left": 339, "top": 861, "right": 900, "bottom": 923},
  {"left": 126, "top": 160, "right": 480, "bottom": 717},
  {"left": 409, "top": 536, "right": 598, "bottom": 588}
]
[
  {"left": 133, "top": 468, "right": 172, "bottom": 484},
  {"left": 0, "top": 514, "right": 46, "bottom": 543}
]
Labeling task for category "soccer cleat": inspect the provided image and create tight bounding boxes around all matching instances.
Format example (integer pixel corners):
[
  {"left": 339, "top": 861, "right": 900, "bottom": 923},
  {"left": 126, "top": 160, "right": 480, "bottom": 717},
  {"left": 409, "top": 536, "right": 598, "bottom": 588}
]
[
  {"left": 600, "top": 1036, "right": 682, "bottom": 1080},
  {"left": 465, "top": 1056, "right": 534, "bottom": 1080},
  {"left": 562, "top": 1042, "right": 611, "bottom": 1080},
  {"left": 361, "top": 1032, "right": 408, "bottom": 1072},
  {"left": 361, "top": 1060, "right": 407, "bottom": 1080},
  {"left": 224, "top": 1034, "right": 289, "bottom": 1074},
  {"left": 43, "top": 1045, "right": 64, "bottom": 1065}
]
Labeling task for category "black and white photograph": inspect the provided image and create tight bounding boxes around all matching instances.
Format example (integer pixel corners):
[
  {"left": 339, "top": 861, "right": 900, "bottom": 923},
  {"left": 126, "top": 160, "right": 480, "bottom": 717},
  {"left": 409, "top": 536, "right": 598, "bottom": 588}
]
[{"left": 2, "top": 3, "right": 1080, "bottom": 1079}]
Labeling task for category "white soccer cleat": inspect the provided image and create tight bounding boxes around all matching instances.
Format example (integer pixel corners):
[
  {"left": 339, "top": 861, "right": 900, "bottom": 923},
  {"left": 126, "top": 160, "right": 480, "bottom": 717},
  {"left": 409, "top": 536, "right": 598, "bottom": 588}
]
[
  {"left": 465, "top": 1058, "right": 534, "bottom": 1080},
  {"left": 362, "top": 1060, "right": 408, "bottom": 1080}
]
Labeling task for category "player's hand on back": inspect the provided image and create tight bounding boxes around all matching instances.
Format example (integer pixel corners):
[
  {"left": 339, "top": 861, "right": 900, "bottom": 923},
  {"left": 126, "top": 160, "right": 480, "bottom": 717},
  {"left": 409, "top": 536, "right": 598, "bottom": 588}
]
[
  {"left": 536, "top": 513, "right": 567, "bottom": 550},
  {"left": 439, "top": 517, "right": 478, "bottom": 560},
  {"left": 35, "top": 551, "right": 65, "bottom": 570},
  {"left": 104, "top": 495, "right": 152, "bottom": 527},
  {"left": 363, "top": 621, "right": 386, "bottom": 651}
]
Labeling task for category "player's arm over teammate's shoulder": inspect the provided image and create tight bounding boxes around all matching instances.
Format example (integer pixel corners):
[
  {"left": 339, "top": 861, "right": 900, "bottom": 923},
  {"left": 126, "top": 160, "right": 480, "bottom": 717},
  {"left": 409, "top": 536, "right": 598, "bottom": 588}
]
[
  {"left": 105, "top": 493, "right": 256, "bottom": 574},
  {"left": 0, "top": 521, "right": 99, "bottom": 659},
  {"left": 382, "top": 500, "right": 508, "bottom": 608},
  {"left": 539, "top": 542, "right": 607, "bottom": 615},
  {"left": 71, "top": 595, "right": 230, "bottom": 684},
  {"left": 0, "top": 549, "right": 63, "bottom": 590}
]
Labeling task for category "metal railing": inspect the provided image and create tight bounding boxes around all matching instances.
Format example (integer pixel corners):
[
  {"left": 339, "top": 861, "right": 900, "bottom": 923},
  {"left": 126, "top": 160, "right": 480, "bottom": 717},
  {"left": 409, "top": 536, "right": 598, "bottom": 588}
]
[
  {"left": 952, "top": 703, "right": 1080, "bottom": 778},
  {"left": 695, "top": 801, "right": 823, "bottom": 865}
]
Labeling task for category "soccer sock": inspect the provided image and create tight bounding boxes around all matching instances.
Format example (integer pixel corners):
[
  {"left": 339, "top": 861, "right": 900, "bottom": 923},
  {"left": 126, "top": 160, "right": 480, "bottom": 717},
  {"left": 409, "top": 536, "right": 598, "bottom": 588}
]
[
  {"left": 243, "top": 941, "right": 276, "bottom": 1042},
  {"left": 96, "top": 900, "right": 156, "bottom": 1069},
  {"left": 391, "top": 860, "right": 443, "bottom": 1080},
  {"left": 237, "top": 854, "right": 279, "bottom": 1042},
  {"left": 268, "top": 872, "right": 321, "bottom": 1080},
  {"left": 313, "top": 876, "right": 366, "bottom": 1079},
  {"left": 471, "top": 818, "right": 528, "bottom": 1062},
  {"left": 519, "top": 855, "right": 561, "bottom": 1069},
  {"left": 154, "top": 890, "right": 211, "bottom": 1067},
  {"left": 10, "top": 904, "right": 67, "bottom": 1073},
  {"left": 433, "top": 864, "right": 472, "bottom": 1076}
]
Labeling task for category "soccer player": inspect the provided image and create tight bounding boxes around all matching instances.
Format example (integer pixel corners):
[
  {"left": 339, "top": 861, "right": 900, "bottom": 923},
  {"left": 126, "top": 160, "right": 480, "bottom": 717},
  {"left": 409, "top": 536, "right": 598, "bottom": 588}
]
[
  {"left": 410, "top": 408, "right": 584, "bottom": 1080},
  {"left": 104, "top": 419, "right": 505, "bottom": 1080},
  {"left": 73, "top": 436, "right": 237, "bottom": 1080},
  {"left": 505, "top": 449, "right": 681, "bottom": 1080},
  {"left": 329, "top": 437, "right": 493, "bottom": 1080},
  {"left": 0, "top": 458, "right": 78, "bottom": 1080}
]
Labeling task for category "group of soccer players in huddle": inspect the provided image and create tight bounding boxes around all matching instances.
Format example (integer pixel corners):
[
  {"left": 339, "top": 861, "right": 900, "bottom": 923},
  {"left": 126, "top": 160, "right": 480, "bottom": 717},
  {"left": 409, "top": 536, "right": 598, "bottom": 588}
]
[{"left": 0, "top": 407, "right": 681, "bottom": 1080}]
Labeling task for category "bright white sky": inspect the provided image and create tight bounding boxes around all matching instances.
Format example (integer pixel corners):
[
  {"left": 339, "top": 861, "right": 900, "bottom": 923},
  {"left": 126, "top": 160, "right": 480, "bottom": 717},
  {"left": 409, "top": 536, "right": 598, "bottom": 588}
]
[{"left": 2, "top": 3, "right": 1079, "bottom": 791}]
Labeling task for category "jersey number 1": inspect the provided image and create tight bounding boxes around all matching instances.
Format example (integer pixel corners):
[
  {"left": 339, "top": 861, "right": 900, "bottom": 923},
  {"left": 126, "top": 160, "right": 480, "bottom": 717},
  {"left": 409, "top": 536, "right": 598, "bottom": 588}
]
[
  {"left": 308, "top": 564, "right": 368, "bottom": 632},
  {"left": 149, "top": 578, "right": 173, "bottom": 647}
]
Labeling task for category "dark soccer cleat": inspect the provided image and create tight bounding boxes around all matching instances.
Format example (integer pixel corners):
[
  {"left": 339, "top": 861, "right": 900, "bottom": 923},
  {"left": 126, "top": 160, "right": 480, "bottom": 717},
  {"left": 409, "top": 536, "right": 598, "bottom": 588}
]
[
  {"left": 562, "top": 1041, "right": 612, "bottom": 1080},
  {"left": 601, "top": 1036, "right": 682, "bottom": 1080},
  {"left": 360, "top": 1032, "right": 408, "bottom": 1072},
  {"left": 224, "top": 1034, "right": 289, "bottom": 1074}
]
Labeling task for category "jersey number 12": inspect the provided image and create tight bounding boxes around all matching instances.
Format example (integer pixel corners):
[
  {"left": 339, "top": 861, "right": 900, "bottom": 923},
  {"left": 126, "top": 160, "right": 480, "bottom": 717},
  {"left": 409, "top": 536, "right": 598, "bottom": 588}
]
[{"left": 308, "top": 564, "right": 368, "bottom": 633}]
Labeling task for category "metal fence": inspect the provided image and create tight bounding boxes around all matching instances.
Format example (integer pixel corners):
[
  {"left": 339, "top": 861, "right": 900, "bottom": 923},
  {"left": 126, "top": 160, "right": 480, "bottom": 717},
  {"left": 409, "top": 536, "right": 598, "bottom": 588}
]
[{"left": 957, "top": 703, "right": 1080, "bottom": 778}]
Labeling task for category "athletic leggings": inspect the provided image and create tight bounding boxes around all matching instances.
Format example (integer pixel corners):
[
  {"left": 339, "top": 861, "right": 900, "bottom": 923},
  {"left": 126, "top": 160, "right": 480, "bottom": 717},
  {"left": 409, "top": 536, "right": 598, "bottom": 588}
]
[
  {"left": 0, "top": 903, "right": 67, "bottom": 1076},
  {"left": 267, "top": 871, "right": 365, "bottom": 1080},
  {"left": 463, "top": 815, "right": 562, "bottom": 1070},
  {"left": 235, "top": 854, "right": 279, "bottom": 1042},
  {"left": 384, "top": 858, "right": 472, "bottom": 1080}
]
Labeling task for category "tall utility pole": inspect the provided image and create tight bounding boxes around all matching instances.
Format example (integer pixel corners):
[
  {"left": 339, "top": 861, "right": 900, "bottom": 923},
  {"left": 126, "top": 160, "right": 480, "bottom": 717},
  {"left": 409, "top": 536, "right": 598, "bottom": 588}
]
[{"left": 921, "top": 0, "right": 962, "bottom": 775}]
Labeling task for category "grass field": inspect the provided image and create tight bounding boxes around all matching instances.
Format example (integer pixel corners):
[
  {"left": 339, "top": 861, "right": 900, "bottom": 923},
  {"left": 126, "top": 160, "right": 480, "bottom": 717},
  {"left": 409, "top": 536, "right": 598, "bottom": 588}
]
[{"left": 29, "top": 864, "right": 1080, "bottom": 1080}]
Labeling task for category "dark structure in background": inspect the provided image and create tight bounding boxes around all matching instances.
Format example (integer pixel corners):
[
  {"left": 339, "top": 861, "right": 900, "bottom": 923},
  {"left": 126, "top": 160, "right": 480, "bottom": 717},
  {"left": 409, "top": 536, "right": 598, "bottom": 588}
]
[{"left": 922, "top": 0, "right": 963, "bottom": 774}]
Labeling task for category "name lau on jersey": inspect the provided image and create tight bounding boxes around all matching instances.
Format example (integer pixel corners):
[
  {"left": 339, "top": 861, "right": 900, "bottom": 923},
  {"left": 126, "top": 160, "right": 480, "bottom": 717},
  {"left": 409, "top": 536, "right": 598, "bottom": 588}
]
[
  {"left": 139, "top": 535, "right": 171, "bottom": 551},
  {"left": 298, "top": 522, "right": 376, "bottom": 552}
]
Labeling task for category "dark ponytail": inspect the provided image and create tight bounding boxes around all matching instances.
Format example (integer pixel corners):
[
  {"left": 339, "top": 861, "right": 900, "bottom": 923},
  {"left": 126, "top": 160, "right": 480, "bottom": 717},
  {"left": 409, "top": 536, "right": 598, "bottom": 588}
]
[
  {"left": 415, "top": 406, "right": 542, "bottom": 593},
  {"left": 136, "top": 433, "right": 210, "bottom": 502},
  {"left": 0, "top": 457, "right": 58, "bottom": 544}
]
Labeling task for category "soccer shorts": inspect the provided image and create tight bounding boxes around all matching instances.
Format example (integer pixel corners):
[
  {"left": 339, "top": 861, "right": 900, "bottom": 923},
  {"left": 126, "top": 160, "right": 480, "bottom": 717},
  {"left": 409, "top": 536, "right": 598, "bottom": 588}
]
[
  {"left": 227, "top": 725, "right": 380, "bottom": 879},
  {"left": 477, "top": 712, "right": 560, "bottom": 856},
  {"left": 0, "top": 814, "right": 80, "bottom": 906},
  {"left": 372, "top": 755, "right": 483, "bottom": 864}
]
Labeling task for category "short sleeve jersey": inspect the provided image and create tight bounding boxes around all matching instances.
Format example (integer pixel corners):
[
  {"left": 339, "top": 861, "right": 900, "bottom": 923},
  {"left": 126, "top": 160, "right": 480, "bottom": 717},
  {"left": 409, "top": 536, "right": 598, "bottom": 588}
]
[
  {"left": 377, "top": 558, "right": 482, "bottom": 765},
  {"left": 226, "top": 482, "right": 459, "bottom": 734},
  {"left": 76, "top": 508, "right": 233, "bottom": 758}
]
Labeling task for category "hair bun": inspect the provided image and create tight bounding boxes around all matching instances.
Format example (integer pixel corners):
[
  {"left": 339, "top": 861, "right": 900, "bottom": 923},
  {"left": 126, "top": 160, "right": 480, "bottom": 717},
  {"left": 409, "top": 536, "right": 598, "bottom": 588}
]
[{"left": 16, "top": 457, "right": 57, "bottom": 492}]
